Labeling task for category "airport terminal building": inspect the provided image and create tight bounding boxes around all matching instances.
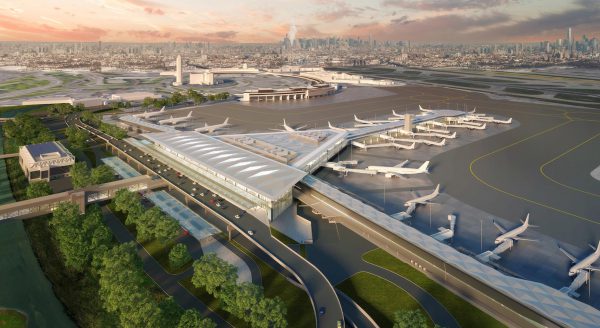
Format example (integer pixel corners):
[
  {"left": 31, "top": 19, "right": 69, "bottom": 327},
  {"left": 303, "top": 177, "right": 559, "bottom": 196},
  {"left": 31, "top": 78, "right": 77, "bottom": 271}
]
[{"left": 139, "top": 131, "right": 307, "bottom": 220}]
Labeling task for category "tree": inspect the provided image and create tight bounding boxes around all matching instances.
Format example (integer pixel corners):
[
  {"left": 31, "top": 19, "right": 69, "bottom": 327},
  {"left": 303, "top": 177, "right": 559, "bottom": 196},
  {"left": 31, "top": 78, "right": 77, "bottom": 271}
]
[
  {"left": 142, "top": 97, "right": 154, "bottom": 108},
  {"left": 98, "top": 242, "right": 164, "bottom": 328},
  {"left": 136, "top": 207, "right": 162, "bottom": 242},
  {"left": 154, "top": 214, "right": 181, "bottom": 244},
  {"left": 223, "top": 282, "right": 263, "bottom": 319},
  {"left": 158, "top": 297, "right": 183, "bottom": 327},
  {"left": 178, "top": 309, "right": 216, "bottom": 328},
  {"left": 26, "top": 180, "right": 52, "bottom": 199},
  {"left": 112, "top": 188, "right": 143, "bottom": 225},
  {"left": 65, "top": 126, "right": 89, "bottom": 150},
  {"left": 90, "top": 165, "right": 115, "bottom": 185},
  {"left": 249, "top": 296, "right": 287, "bottom": 328},
  {"left": 50, "top": 204, "right": 112, "bottom": 272},
  {"left": 393, "top": 310, "right": 429, "bottom": 328},
  {"left": 171, "top": 91, "right": 186, "bottom": 104},
  {"left": 169, "top": 243, "right": 191, "bottom": 269},
  {"left": 70, "top": 162, "right": 91, "bottom": 188},
  {"left": 191, "top": 253, "right": 238, "bottom": 297}
]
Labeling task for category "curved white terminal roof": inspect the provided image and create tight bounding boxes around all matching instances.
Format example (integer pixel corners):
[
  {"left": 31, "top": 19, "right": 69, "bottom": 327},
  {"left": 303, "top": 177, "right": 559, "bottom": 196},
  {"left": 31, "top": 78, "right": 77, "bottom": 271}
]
[{"left": 142, "top": 131, "right": 307, "bottom": 201}]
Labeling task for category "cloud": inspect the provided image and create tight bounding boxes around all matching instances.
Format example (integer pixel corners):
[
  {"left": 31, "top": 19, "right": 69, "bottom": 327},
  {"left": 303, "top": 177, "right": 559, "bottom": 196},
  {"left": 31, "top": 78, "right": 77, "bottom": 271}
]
[
  {"left": 382, "top": 0, "right": 513, "bottom": 11},
  {"left": 0, "top": 14, "right": 107, "bottom": 41},
  {"left": 315, "top": 1, "right": 360, "bottom": 21},
  {"left": 143, "top": 7, "right": 164, "bottom": 15}
]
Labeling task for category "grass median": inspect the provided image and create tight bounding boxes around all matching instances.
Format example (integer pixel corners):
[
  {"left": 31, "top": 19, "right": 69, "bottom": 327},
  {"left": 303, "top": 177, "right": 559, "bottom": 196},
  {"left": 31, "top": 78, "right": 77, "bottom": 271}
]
[
  {"left": 0, "top": 309, "right": 27, "bottom": 328},
  {"left": 363, "top": 248, "right": 506, "bottom": 328},
  {"left": 337, "top": 271, "right": 433, "bottom": 327}
]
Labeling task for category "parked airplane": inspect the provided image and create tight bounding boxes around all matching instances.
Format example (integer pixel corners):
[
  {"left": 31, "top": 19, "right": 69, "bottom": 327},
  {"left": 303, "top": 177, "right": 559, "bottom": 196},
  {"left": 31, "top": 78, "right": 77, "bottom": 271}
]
[
  {"left": 354, "top": 114, "right": 389, "bottom": 125},
  {"left": 391, "top": 109, "right": 405, "bottom": 117},
  {"left": 419, "top": 105, "right": 433, "bottom": 112},
  {"left": 404, "top": 184, "right": 440, "bottom": 206},
  {"left": 158, "top": 111, "right": 193, "bottom": 125},
  {"left": 133, "top": 106, "right": 166, "bottom": 119},
  {"left": 277, "top": 119, "right": 306, "bottom": 132},
  {"left": 464, "top": 115, "right": 512, "bottom": 124},
  {"left": 328, "top": 122, "right": 357, "bottom": 132},
  {"left": 493, "top": 214, "right": 536, "bottom": 245},
  {"left": 559, "top": 241, "right": 600, "bottom": 276},
  {"left": 194, "top": 118, "right": 230, "bottom": 133},
  {"left": 367, "top": 161, "right": 429, "bottom": 176}
]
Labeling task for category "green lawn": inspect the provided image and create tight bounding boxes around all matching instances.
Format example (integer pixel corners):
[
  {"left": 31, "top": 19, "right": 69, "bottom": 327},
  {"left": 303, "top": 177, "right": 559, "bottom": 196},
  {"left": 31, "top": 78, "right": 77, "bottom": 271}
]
[
  {"left": 0, "top": 309, "right": 27, "bottom": 328},
  {"left": 0, "top": 76, "right": 50, "bottom": 93},
  {"left": 363, "top": 249, "right": 506, "bottom": 328},
  {"left": 337, "top": 271, "right": 433, "bottom": 327},
  {"left": 229, "top": 240, "right": 315, "bottom": 328},
  {"left": 426, "top": 79, "right": 491, "bottom": 89}
]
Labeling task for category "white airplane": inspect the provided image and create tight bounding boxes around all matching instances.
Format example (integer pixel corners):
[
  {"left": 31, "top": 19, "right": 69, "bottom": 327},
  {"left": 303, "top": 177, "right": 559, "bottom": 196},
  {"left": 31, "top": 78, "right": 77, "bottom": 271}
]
[
  {"left": 133, "top": 106, "right": 166, "bottom": 119},
  {"left": 493, "top": 214, "right": 536, "bottom": 245},
  {"left": 465, "top": 115, "right": 512, "bottom": 124},
  {"left": 158, "top": 111, "right": 193, "bottom": 125},
  {"left": 404, "top": 184, "right": 440, "bottom": 206},
  {"left": 194, "top": 118, "right": 230, "bottom": 133},
  {"left": 354, "top": 114, "right": 389, "bottom": 125},
  {"left": 367, "top": 161, "right": 429, "bottom": 176},
  {"left": 277, "top": 119, "right": 306, "bottom": 132},
  {"left": 391, "top": 109, "right": 405, "bottom": 117},
  {"left": 559, "top": 241, "right": 600, "bottom": 276},
  {"left": 328, "top": 122, "right": 357, "bottom": 132},
  {"left": 419, "top": 105, "right": 433, "bottom": 112}
]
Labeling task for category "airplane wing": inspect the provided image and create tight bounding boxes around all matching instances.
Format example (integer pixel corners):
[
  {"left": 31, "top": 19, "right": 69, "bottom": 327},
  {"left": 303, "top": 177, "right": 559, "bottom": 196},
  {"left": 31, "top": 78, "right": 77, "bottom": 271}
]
[
  {"left": 492, "top": 220, "right": 507, "bottom": 234},
  {"left": 589, "top": 243, "right": 597, "bottom": 251},
  {"left": 512, "top": 237, "right": 538, "bottom": 242},
  {"left": 588, "top": 266, "right": 600, "bottom": 272},
  {"left": 394, "top": 160, "right": 409, "bottom": 168},
  {"left": 558, "top": 245, "right": 579, "bottom": 263}
]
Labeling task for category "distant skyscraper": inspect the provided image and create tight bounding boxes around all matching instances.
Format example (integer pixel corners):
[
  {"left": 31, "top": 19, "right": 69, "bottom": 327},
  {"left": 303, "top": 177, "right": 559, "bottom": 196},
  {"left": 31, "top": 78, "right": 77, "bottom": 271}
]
[
  {"left": 567, "top": 27, "right": 573, "bottom": 50},
  {"left": 174, "top": 54, "right": 183, "bottom": 86}
]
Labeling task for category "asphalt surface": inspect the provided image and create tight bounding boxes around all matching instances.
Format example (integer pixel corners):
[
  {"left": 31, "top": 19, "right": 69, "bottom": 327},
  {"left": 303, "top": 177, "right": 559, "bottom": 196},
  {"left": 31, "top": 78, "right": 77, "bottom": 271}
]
[
  {"left": 72, "top": 114, "right": 344, "bottom": 328},
  {"left": 301, "top": 205, "right": 460, "bottom": 328}
]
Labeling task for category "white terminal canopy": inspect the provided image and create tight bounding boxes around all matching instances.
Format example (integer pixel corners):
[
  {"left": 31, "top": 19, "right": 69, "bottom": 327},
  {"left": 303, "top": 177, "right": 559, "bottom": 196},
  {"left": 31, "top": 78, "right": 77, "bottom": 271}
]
[{"left": 142, "top": 131, "right": 307, "bottom": 201}]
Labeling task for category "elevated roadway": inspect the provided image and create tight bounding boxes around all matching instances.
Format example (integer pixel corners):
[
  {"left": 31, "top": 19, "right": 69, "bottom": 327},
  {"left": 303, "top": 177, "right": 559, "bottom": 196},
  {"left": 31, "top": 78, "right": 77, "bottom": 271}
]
[
  {"left": 296, "top": 175, "right": 600, "bottom": 328},
  {"left": 70, "top": 114, "right": 344, "bottom": 328}
]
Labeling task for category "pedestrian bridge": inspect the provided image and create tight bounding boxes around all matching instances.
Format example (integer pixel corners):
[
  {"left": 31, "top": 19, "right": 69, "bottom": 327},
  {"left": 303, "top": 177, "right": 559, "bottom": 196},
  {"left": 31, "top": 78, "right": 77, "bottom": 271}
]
[{"left": 0, "top": 175, "right": 166, "bottom": 221}]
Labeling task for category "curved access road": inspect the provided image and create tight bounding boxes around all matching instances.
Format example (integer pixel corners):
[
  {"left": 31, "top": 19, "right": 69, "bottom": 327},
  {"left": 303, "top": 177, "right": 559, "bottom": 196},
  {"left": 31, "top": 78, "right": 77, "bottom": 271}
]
[{"left": 70, "top": 114, "right": 344, "bottom": 328}]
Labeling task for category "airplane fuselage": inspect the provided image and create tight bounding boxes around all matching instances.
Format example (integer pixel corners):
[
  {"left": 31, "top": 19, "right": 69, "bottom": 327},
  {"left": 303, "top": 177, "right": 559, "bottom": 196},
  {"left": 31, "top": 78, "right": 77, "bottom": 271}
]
[
  {"left": 569, "top": 251, "right": 600, "bottom": 276},
  {"left": 495, "top": 224, "right": 528, "bottom": 244}
]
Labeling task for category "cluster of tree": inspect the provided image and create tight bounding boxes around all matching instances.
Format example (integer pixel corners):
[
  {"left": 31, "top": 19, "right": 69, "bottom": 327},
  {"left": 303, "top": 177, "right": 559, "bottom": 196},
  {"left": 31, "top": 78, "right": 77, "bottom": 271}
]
[
  {"left": 112, "top": 189, "right": 180, "bottom": 244},
  {"left": 169, "top": 243, "right": 192, "bottom": 269},
  {"left": 98, "top": 242, "right": 215, "bottom": 328},
  {"left": 80, "top": 111, "right": 127, "bottom": 140},
  {"left": 393, "top": 310, "right": 443, "bottom": 328},
  {"left": 2, "top": 114, "right": 54, "bottom": 151},
  {"left": 26, "top": 180, "right": 53, "bottom": 199},
  {"left": 110, "top": 101, "right": 132, "bottom": 110},
  {"left": 70, "top": 162, "right": 115, "bottom": 189},
  {"left": 65, "top": 126, "right": 90, "bottom": 150},
  {"left": 50, "top": 203, "right": 112, "bottom": 272},
  {"left": 48, "top": 103, "right": 84, "bottom": 117},
  {"left": 142, "top": 90, "right": 229, "bottom": 109},
  {"left": 192, "top": 253, "right": 287, "bottom": 328}
]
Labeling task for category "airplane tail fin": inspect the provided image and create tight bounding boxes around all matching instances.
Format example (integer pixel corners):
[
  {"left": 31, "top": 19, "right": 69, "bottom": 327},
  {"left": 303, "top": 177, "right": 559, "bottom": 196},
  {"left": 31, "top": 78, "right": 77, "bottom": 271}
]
[
  {"left": 419, "top": 105, "right": 426, "bottom": 112},
  {"left": 469, "top": 107, "right": 476, "bottom": 114},
  {"left": 393, "top": 110, "right": 400, "bottom": 117},
  {"left": 328, "top": 121, "right": 334, "bottom": 129},
  {"left": 223, "top": 117, "right": 229, "bottom": 125},
  {"left": 187, "top": 111, "right": 192, "bottom": 117},
  {"left": 354, "top": 114, "right": 359, "bottom": 121},
  {"left": 160, "top": 106, "right": 166, "bottom": 112},
  {"left": 594, "top": 241, "right": 600, "bottom": 254},
  {"left": 419, "top": 161, "right": 430, "bottom": 173},
  {"left": 409, "top": 142, "right": 416, "bottom": 149},
  {"left": 433, "top": 184, "right": 440, "bottom": 194}
]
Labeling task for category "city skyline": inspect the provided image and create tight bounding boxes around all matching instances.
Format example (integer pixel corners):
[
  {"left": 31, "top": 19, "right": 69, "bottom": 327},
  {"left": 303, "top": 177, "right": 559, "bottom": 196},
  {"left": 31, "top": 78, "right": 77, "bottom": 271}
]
[{"left": 0, "top": 0, "right": 599, "bottom": 43}]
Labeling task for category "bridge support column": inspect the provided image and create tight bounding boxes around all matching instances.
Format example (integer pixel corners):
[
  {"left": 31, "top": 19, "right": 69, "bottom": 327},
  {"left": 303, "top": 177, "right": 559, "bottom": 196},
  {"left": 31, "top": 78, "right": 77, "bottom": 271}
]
[
  {"left": 70, "top": 191, "right": 86, "bottom": 214},
  {"left": 227, "top": 225, "right": 234, "bottom": 241}
]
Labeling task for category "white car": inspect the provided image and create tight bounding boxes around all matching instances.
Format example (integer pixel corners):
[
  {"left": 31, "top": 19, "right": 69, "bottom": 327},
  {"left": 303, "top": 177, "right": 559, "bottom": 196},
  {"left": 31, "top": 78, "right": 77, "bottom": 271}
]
[{"left": 247, "top": 230, "right": 255, "bottom": 236}]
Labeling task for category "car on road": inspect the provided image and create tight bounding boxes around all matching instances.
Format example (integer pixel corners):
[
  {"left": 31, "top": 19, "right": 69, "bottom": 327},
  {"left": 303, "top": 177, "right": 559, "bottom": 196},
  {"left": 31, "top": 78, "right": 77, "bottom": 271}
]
[
  {"left": 319, "top": 307, "right": 326, "bottom": 316},
  {"left": 247, "top": 230, "right": 254, "bottom": 236},
  {"left": 235, "top": 211, "right": 246, "bottom": 219}
]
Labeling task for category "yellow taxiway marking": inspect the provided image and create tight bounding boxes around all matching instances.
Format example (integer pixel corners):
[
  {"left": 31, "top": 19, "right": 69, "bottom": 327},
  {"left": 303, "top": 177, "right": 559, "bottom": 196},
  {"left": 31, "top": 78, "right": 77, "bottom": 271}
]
[
  {"left": 539, "top": 132, "right": 600, "bottom": 198},
  {"left": 469, "top": 119, "right": 600, "bottom": 225}
]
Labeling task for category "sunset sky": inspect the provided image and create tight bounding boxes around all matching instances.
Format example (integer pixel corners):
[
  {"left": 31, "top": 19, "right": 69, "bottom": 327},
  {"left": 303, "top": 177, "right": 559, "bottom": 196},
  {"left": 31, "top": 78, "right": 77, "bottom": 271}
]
[{"left": 0, "top": 0, "right": 598, "bottom": 43}]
